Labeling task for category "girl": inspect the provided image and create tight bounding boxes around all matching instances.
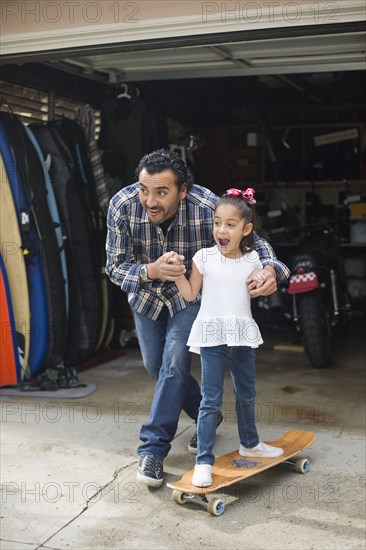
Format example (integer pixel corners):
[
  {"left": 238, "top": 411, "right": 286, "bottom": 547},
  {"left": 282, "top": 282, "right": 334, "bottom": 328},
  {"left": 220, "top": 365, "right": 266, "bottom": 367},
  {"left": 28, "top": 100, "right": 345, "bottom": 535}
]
[{"left": 171, "top": 187, "right": 283, "bottom": 487}]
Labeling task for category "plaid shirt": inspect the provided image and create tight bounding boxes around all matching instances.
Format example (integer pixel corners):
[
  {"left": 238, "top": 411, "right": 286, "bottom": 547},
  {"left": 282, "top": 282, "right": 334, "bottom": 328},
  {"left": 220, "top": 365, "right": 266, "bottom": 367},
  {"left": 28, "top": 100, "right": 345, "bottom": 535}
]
[{"left": 106, "top": 183, "right": 290, "bottom": 320}]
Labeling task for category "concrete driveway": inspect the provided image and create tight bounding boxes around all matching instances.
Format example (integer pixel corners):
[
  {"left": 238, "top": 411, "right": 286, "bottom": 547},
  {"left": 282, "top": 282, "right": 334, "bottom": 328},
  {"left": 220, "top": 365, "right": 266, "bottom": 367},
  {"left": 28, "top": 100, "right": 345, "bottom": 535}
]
[{"left": 1, "top": 322, "right": 365, "bottom": 549}]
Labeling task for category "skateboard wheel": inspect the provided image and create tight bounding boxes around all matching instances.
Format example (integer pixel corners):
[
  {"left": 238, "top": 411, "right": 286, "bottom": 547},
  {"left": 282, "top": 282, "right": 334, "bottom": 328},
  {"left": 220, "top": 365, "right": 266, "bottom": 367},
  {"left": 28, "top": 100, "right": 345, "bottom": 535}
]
[
  {"left": 295, "top": 458, "right": 310, "bottom": 474},
  {"left": 172, "top": 490, "right": 186, "bottom": 505},
  {"left": 207, "top": 499, "right": 225, "bottom": 516}
]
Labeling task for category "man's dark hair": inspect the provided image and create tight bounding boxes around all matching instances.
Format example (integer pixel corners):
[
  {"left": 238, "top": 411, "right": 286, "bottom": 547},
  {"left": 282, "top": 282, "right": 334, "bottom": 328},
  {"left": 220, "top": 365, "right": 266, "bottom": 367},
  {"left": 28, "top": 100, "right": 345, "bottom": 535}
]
[{"left": 135, "top": 149, "right": 194, "bottom": 192}]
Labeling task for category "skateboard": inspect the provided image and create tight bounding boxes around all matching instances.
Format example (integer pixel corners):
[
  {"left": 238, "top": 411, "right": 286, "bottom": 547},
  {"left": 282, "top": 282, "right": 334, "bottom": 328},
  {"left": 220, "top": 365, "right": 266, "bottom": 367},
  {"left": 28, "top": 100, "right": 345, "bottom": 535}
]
[{"left": 167, "top": 429, "right": 316, "bottom": 516}]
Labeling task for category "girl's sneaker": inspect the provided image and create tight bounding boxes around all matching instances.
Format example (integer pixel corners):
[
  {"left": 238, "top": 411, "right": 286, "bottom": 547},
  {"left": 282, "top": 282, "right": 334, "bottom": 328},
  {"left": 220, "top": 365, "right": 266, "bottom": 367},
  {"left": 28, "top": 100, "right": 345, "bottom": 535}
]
[
  {"left": 192, "top": 464, "right": 212, "bottom": 487},
  {"left": 239, "top": 442, "right": 284, "bottom": 458}
]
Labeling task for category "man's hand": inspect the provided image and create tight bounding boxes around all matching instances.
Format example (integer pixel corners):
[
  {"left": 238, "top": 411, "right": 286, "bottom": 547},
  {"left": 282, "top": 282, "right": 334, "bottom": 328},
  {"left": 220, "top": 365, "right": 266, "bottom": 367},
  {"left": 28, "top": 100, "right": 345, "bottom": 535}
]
[
  {"left": 247, "top": 265, "right": 277, "bottom": 297},
  {"left": 163, "top": 251, "right": 184, "bottom": 266},
  {"left": 148, "top": 251, "right": 186, "bottom": 281}
]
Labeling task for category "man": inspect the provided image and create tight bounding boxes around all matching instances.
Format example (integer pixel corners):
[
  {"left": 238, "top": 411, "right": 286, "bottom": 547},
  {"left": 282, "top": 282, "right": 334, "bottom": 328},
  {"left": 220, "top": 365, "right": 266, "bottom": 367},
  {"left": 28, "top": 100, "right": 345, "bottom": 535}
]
[{"left": 106, "top": 149, "right": 290, "bottom": 488}]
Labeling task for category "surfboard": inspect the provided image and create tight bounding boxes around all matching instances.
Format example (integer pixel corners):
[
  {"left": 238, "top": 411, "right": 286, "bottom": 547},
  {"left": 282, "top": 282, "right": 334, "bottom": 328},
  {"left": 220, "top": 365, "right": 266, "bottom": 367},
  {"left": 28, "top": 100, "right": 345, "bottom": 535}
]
[
  {"left": 1, "top": 113, "right": 68, "bottom": 375},
  {"left": 0, "top": 120, "right": 47, "bottom": 378},
  {"left": 0, "top": 154, "right": 30, "bottom": 379},
  {"left": 0, "top": 254, "right": 22, "bottom": 385}
]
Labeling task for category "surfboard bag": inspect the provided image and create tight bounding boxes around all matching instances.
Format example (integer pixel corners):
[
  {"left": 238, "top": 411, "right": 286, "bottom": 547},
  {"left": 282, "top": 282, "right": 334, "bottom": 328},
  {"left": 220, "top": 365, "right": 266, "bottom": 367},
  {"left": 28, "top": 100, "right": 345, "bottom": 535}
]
[
  {"left": 31, "top": 123, "right": 99, "bottom": 364},
  {"left": 0, "top": 112, "right": 67, "bottom": 373},
  {"left": 24, "top": 125, "right": 70, "bottom": 317},
  {"left": 50, "top": 118, "right": 109, "bottom": 354},
  {"left": 73, "top": 104, "right": 110, "bottom": 216}
]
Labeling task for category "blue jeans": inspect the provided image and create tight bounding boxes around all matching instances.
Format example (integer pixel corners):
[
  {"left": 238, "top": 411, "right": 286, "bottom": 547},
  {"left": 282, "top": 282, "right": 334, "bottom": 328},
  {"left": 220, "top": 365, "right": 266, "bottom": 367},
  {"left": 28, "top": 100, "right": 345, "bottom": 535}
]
[
  {"left": 134, "top": 303, "right": 201, "bottom": 459},
  {"left": 197, "top": 345, "right": 259, "bottom": 465}
]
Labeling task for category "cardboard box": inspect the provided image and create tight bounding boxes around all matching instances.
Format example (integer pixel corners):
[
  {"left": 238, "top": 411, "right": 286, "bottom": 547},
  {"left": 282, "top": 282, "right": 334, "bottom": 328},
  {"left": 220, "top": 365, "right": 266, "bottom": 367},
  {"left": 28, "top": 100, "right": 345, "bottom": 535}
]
[{"left": 349, "top": 202, "right": 366, "bottom": 220}]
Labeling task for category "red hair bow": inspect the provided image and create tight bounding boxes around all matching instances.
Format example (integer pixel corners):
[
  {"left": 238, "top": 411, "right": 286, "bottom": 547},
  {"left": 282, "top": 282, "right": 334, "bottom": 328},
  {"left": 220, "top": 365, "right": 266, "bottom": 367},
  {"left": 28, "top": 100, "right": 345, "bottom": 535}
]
[{"left": 225, "top": 187, "right": 256, "bottom": 205}]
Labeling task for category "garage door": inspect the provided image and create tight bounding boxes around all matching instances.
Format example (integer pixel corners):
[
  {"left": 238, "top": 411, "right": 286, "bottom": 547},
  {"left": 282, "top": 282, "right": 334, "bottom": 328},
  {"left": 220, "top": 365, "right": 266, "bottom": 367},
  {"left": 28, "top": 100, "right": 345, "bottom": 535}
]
[{"left": 1, "top": 1, "right": 365, "bottom": 79}]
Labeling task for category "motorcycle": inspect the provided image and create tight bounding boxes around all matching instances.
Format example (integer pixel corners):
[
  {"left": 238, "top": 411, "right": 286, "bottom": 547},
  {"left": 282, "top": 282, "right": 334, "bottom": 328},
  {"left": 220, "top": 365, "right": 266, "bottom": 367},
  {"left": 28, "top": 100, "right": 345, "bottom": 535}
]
[
  {"left": 285, "top": 224, "right": 351, "bottom": 368},
  {"left": 254, "top": 201, "right": 354, "bottom": 369}
]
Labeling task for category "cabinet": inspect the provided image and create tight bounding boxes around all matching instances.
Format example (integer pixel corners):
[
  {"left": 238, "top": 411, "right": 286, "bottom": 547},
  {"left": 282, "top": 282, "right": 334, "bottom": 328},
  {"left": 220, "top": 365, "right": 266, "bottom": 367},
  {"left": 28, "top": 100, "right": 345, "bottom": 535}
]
[
  {"left": 227, "top": 125, "right": 265, "bottom": 185},
  {"left": 200, "top": 124, "right": 265, "bottom": 193},
  {"left": 266, "top": 123, "right": 365, "bottom": 184},
  {"left": 199, "top": 122, "right": 365, "bottom": 193}
]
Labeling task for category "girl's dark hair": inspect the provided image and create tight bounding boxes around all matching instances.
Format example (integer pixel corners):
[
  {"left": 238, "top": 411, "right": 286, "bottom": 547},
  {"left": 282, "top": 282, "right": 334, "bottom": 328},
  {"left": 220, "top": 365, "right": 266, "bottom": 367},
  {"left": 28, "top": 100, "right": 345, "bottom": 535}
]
[
  {"left": 215, "top": 195, "right": 257, "bottom": 253},
  {"left": 135, "top": 148, "right": 194, "bottom": 192}
]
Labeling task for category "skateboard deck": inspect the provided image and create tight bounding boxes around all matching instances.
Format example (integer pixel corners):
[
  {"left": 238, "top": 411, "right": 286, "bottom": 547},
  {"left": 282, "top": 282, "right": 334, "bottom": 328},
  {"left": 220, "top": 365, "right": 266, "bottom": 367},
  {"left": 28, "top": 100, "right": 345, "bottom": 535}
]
[{"left": 167, "top": 430, "right": 316, "bottom": 515}]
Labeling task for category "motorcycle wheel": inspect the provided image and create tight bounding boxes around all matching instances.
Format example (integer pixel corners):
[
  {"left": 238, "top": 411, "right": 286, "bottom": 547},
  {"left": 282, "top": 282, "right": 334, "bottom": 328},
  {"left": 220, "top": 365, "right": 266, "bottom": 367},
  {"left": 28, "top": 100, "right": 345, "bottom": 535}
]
[{"left": 298, "top": 291, "right": 332, "bottom": 369}]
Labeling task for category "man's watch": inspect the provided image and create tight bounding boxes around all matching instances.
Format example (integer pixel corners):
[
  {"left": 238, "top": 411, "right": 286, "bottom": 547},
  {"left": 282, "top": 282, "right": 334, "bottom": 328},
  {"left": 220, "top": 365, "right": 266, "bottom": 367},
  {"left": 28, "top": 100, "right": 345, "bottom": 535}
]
[{"left": 140, "top": 264, "right": 150, "bottom": 282}]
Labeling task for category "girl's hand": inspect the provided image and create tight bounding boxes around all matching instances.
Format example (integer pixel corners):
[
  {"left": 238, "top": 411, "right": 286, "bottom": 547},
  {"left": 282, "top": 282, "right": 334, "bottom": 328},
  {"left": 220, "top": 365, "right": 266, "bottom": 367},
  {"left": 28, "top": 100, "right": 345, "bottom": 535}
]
[
  {"left": 248, "top": 268, "right": 266, "bottom": 285},
  {"left": 163, "top": 251, "right": 185, "bottom": 266},
  {"left": 247, "top": 266, "right": 277, "bottom": 297}
]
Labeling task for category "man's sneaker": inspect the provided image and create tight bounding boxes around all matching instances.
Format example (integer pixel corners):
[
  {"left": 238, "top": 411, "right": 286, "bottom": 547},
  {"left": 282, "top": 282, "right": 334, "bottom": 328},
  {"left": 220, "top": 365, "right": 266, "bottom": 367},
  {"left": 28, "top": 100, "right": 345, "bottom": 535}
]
[
  {"left": 239, "top": 441, "right": 284, "bottom": 458},
  {"left": 136, "top": 453, "right": 164, "bottom": 487},
  {"left": 188, "top": 431, "right": 198, "bottom": 454},
  {"left": 188, "top": 412, "right": 224, "bottom": 454},
  {"left": 192, "top": 464, "right": 212, "bottom": 487}
]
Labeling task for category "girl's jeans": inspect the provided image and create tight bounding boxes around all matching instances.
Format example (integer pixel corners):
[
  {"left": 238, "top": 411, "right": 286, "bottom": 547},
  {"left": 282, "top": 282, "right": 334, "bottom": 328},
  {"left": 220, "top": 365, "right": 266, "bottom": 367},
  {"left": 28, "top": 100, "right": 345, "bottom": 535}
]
[
  {"left": 197, "top": 345, "right": 259, "bottom": 465},
  {"left": 135, "top": 303, "right": 201, "bottom": 460}
]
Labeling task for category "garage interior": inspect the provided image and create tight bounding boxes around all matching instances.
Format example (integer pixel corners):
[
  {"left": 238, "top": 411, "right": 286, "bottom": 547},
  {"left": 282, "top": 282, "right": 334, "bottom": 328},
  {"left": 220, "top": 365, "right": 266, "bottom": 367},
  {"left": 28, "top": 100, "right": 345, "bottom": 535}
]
[
  {"left": 2, "top": 23, "right": 365, "bottom": 365},
  {"left": 0, "top": 18, "right": 365, "bottom": 549}
]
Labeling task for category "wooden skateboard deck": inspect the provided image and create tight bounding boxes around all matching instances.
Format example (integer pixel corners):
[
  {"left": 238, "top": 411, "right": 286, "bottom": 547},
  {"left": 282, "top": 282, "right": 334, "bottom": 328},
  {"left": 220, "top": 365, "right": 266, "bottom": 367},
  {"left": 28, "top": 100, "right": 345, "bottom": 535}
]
[{"left": 167, "top": 430, "right": 316, "bottom": 515}]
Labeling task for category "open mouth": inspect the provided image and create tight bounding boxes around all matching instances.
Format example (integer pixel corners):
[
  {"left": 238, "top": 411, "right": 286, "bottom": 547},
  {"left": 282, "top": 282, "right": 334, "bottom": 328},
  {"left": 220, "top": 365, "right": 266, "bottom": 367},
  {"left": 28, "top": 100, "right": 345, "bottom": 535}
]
[
  {"left": 148, "top": 209, "right": 161, "bottom": 217},
  {"left": 218, "top": 238, "right": 230, "bottom": 247}
]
